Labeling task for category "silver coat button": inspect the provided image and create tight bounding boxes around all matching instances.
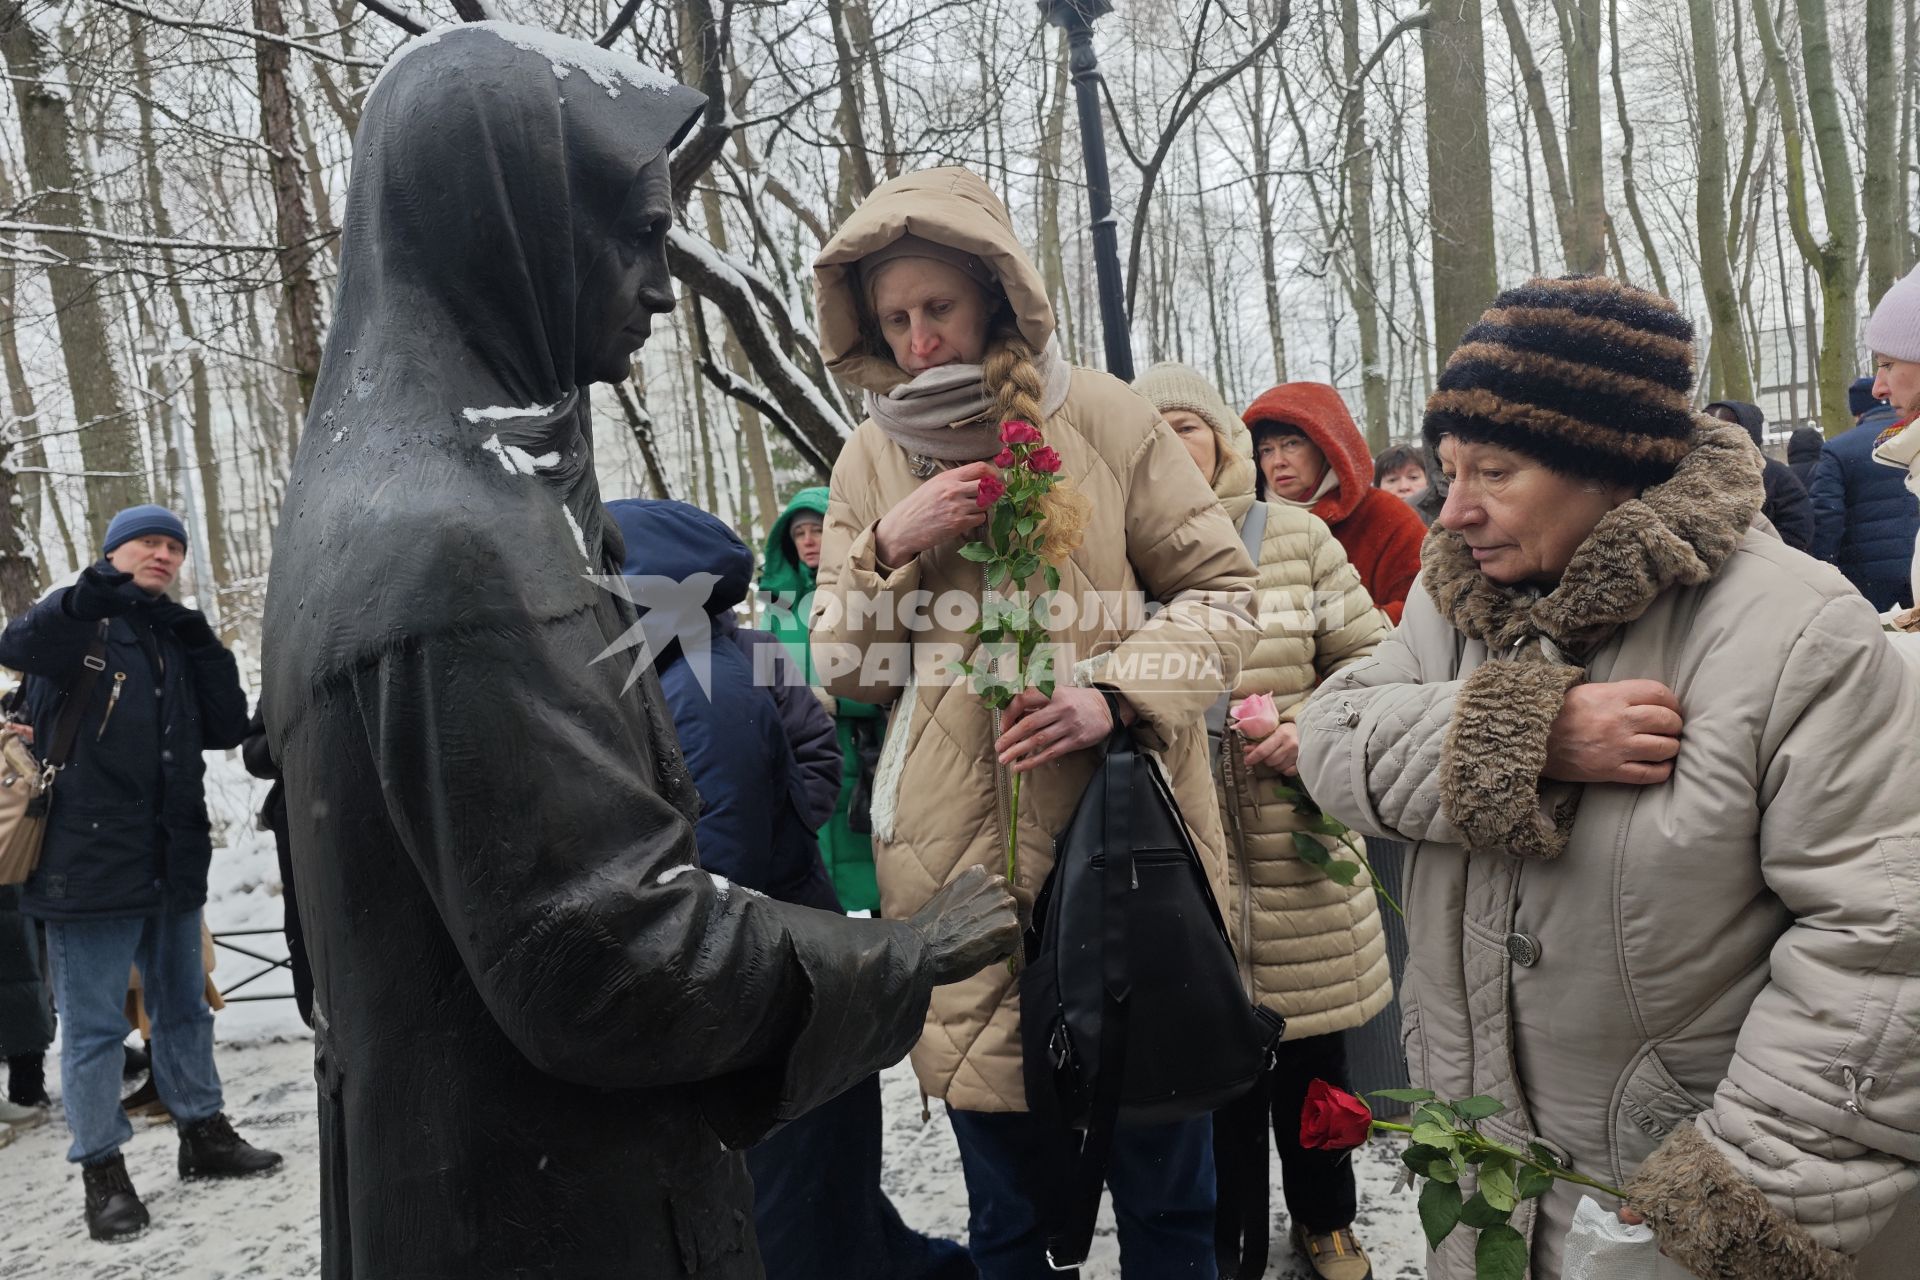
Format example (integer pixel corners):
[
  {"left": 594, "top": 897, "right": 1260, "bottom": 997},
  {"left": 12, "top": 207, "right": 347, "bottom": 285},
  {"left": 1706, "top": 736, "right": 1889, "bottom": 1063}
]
[{"left": 1505, "top": 932, "right": 1541, "bottom": 967}]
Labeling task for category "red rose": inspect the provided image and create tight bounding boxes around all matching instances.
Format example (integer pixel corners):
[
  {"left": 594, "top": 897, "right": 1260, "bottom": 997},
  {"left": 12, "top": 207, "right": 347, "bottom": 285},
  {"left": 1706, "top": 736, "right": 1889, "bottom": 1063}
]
[
  {"left": 999, "top": 420, "right": 1042, "bottom": 445},
  {"left": 976, "top": 473, "right": 1007, "bottom": 508},
  {"left": 993, "top": 447, "right": 1016, "bottom": 468},
  {"left": 1027, "top": 445, "right": 1062, "bottom": 474},
  {"left": 1299, "top": 1079, "right": 1372, "bottom": 1151}
]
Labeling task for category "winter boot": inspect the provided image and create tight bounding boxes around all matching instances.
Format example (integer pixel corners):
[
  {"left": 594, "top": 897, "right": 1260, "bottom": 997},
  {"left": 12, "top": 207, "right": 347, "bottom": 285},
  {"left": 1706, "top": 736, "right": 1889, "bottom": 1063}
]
[
  {"left": 178, "top": 1112, "right": 282, "bottom": 1179},
  {"left": 8, "top": 1051, "right": 49, "bottom": 1107},
  {"left": 122, "top": 1041, "right": 149, "bottom": 1081},
  {"left": 0, "top": 1095, "right": 48, "bottom": 1133},
  {"left": 121, "top": 1074, "right": 171, "bottom": 1124},
  {"left": 1292, "top": 1224, "right": 1374, "bottom": 1280},
  {"left": 82, "top": 1153, "right": 150, "bottom": 1242}
]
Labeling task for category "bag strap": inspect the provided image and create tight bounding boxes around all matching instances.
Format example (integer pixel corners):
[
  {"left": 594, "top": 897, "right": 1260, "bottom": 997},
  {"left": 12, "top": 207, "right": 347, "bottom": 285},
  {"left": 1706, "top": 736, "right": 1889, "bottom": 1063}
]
[
  {"left": 1211, "top": 1006, "right": 1287, "bottom": 1280},
  {"left": 1204, "top": 502, "right": 1268, "bottom": 738},
  {"left": 1044, "top": 736, "right": 1139, "bottom": 1272},
  {"left": 45, "top": 622, "right": 110, "bottom": 771}
]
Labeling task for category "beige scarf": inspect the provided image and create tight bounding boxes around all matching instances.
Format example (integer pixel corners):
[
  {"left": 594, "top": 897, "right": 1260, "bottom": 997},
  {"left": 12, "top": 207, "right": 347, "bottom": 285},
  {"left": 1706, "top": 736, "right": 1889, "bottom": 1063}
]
[{"left": 864, "top": 340, "right": 1072, "bottom": 462}]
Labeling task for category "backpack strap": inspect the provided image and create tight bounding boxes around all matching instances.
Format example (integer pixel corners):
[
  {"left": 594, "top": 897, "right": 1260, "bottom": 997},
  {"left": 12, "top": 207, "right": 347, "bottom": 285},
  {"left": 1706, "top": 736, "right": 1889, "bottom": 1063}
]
[
  {"left": 44, "top": 622, "right": 110, "bottom": 771},
  {"left": 1212, "top": 1006, "right": 1287, "bottom": 1280},
  {"left": 1205, "top": 502, "right": 1268, "bottom": 738},
  {"left": 1043, "top": 734, "right": 1139, "bottom": 1273}
]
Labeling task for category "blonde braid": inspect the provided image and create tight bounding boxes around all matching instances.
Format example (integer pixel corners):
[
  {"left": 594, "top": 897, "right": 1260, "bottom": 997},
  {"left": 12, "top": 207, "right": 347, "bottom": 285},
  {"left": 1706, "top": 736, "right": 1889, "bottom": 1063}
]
[{"left": 983, "top": 331, "right": 1089, "bottom": 559}]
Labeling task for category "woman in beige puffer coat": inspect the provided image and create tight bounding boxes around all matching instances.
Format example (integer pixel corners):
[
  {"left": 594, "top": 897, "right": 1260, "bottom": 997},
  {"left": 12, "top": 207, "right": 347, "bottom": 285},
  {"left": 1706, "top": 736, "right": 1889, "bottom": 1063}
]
[
  {"left": 1136, "top": 362, "right": 1391, "bottom": 1280},
  {"left": 808, "top": 168, "right": 1259, "bottom": 1276}
]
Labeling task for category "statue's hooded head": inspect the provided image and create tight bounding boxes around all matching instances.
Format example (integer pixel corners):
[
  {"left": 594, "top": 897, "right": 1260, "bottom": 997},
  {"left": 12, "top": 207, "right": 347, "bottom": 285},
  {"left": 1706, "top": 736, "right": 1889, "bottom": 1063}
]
[{"left": 327, "top": 21, "right": 706, "bottom": 402}]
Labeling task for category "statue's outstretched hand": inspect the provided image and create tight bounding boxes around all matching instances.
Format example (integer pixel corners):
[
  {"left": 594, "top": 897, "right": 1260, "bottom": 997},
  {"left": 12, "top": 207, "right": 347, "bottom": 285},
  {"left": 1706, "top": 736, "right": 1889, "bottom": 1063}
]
[{"left": 908, "top": 865, "right": 1021, "bottom": 985}]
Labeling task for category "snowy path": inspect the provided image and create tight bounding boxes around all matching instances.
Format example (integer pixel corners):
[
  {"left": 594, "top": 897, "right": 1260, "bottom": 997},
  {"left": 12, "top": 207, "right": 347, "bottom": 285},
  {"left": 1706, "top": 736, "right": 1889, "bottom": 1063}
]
[{"left": 2, "top": 756, "right": 1426, "bottom": 1276}]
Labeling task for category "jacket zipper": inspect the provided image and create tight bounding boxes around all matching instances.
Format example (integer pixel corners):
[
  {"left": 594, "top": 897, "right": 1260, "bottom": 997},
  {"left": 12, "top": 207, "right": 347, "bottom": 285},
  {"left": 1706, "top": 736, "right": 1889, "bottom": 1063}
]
[
  {"left": 1219, "top": 728, "right": 1257, "bottom": 999},
  {"left": 96, "top": 672, "right": 126, "bottom": 741}
]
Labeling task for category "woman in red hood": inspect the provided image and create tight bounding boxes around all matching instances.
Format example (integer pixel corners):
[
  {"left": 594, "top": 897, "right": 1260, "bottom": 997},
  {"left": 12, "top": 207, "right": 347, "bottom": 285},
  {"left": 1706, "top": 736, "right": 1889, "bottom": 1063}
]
[{"left": 1243, "top": 383, "right": 1427, "bottom": 622}]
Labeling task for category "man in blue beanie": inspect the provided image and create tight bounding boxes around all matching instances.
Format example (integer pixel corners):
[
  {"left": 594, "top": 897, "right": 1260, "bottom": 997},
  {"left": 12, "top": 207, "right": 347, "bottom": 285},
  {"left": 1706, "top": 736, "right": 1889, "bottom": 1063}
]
[
  {"left": 0, "top": 504, "right": 273, "bottom": 1243},
  {"left": 1810, "top": 377, "right": 1920, "bottom": 610}
]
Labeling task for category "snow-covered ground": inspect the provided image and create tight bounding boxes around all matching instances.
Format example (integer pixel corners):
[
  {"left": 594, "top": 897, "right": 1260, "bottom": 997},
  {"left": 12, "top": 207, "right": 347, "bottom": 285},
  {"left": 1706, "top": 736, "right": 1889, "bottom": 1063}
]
[{"left": 1, "top": 754, "right": 1427, "bottom": 1278}]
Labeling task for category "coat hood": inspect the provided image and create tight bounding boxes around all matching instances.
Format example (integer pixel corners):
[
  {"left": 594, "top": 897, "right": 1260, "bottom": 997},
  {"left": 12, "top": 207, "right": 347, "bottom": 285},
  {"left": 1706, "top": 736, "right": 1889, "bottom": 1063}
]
[
  {"left": 1242, "top": 383, "right": 1374, "bottom": 525},
  {"left": 1705, "top": 400, "right": 1767, "bottom": 447},
  {"left": 758, "top": 485, "right": 828, "bottom": 600},
  {"left": 1787, "top": 426, "right": 1825, "bottom": 464},
  {"left": 607, "top": 498, "right": 752, "bottom": 617},
  {"left": 264, "top": 23, "right": 704, "bottom": 711},
  {"left": 813, "top": 166, "right": 1053, "bottom": 395}
]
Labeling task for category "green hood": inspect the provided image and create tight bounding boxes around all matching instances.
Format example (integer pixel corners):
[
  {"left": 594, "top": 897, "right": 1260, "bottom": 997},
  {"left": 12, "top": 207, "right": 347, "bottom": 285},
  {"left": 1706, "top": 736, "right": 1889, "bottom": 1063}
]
[{"left": 759, "top": 485, "right": 828, "bottom": 601}]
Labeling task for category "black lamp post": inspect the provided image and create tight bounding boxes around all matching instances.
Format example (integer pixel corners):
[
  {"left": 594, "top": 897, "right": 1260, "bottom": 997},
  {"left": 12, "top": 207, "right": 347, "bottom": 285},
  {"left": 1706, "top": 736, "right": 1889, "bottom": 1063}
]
[{"left": 1041, "top": 0, "right": 1134, "bottom": 382}]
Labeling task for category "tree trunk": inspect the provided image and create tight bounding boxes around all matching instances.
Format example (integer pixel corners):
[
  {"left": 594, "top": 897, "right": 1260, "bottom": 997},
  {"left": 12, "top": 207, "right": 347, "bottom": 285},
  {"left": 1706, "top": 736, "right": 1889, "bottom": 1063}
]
[
  {"left": 1864, "top": 0, "right": 1902, "bottom": 305},
  {"left": 1687, "top": 0, "right": 1754, "bottom": 400},
  {"left": 0, "top": 1, "right": 143, "bottom": 544},
  {"left": 1342, "top": 0, "right": 1387, "bottom": 445},
  {"left": 1422, "top": 0, "right": 1500, "bottom": 362},
  {"left": 1492, "top": 0, "right": 1577, "bottom": 266},
  {"left": 253, "top": 0, "right": 324, "bottom": 413},
  {"left": 1609, "top": 0, "right": 1669, "bottom": 294},
  {"left": 130, "top": 14, "right": 231, "bottom": 596},
  {"left": 825, "top": 0, "right": 878, "bottom": 224},
  {"left": 1558, "top": 0, "right": 1607, "bottom": 273}
]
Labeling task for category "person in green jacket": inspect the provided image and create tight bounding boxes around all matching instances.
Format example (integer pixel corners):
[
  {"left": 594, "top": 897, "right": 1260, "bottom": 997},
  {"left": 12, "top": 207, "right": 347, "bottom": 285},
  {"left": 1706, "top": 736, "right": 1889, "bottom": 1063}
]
[{"left": 760, "top": 487, "right": 884, "bottom": 913}]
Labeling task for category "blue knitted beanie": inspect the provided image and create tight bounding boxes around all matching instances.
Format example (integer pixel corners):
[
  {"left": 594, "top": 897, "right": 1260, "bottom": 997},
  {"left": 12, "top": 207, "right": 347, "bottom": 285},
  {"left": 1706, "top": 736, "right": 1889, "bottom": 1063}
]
[{"left": 102, "top": 504, "right": 188, "bottom": 555}]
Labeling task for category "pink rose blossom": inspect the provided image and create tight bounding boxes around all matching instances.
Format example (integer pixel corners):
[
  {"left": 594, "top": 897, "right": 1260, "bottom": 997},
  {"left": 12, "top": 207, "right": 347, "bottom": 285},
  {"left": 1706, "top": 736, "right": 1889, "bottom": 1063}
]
[
  {"left": 976, "top": 473, "right": 1007, "bottom": 508},
  {"left": 993, "top": 447, "right": 1016, "bottom": 468},
  {"left": 1000, "top": 420, "right": 1042, "bottom": 445},
  {"left": 1230, "top": 692, "right": 1280, "bottom": 740},
  {"left": 1027, "top": 445, "right": 1062, "bottom": 474}
]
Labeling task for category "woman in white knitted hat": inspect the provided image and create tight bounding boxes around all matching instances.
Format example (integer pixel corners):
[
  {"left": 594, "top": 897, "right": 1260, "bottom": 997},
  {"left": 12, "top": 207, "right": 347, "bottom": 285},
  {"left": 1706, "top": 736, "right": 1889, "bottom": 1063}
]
[
  {"left": 1135, "top": 361, "right": 1392, "bottom": 1280},
  {"left": 1865, "top": 266, "right": 1920, "bottom": 620}
]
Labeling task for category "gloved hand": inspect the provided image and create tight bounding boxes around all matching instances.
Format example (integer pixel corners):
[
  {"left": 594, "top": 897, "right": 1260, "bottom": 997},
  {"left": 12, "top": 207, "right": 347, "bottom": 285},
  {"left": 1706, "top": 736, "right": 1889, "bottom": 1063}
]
[
  {"left": 65, "top": 561, "right": 146, "bottom": 621},
  {"left": 148, "top": 600, "right": 218, "bottom": 651}
]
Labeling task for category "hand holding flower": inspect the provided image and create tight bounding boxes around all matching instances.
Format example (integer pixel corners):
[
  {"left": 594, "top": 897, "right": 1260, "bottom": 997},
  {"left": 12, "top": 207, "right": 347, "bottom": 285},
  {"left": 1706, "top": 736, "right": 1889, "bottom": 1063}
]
[
  {"left": 1242, "top": 722, "right": 1300, "bottom": 775},
  {"left": 874, "top": 460, "right": 993, "bottom": 566}
]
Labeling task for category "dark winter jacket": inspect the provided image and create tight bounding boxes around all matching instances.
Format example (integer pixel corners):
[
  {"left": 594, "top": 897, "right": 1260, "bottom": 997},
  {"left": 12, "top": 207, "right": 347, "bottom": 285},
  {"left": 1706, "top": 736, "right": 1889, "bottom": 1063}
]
[
  {"left": 260, "top": 28, "right": 933, "bottom": 1280},
  {"left": 608, "top": 498, "right": 840, "bottom": 914},
  {"left": 731, "top": 624, "right": 841, "bottom": 833},
  {"left": 0, "top": 884, "right": 52, "bottom": 1057},
  {"left": 1705, "top": 401, "right": 1814, "bottom": 552},
  {"left": 1787, "top": 427, "right": 1825, "bottom": 492},
  {"left": 1810, "top": 405, "right": 1920, "bottom": 610},
  {"left": 0, "top": 580, "right": 247, "bottom": 922}
]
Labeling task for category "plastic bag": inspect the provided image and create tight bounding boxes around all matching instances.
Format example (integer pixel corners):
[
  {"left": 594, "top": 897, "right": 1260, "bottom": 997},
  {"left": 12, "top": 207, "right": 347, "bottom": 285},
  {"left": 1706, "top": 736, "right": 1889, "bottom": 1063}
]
[{"left": 1562, "top": 1196, "right": 1697, "bottom": 1280}]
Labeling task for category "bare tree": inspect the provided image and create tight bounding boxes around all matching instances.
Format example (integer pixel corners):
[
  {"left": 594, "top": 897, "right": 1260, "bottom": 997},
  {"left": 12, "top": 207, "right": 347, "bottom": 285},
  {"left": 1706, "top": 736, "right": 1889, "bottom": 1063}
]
[
  {"left": 1423, "top": 0, "right": 1499, "bottom": 360},
  {"left": 1687, "top": 0, "right": 1755, "bottom": 401}
]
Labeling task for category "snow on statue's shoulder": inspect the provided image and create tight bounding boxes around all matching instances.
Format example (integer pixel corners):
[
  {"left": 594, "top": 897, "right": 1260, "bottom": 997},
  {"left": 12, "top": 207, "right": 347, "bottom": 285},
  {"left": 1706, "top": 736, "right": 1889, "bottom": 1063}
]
[{"left": 372, "top": 21, "right": 675, "bottom": 102}]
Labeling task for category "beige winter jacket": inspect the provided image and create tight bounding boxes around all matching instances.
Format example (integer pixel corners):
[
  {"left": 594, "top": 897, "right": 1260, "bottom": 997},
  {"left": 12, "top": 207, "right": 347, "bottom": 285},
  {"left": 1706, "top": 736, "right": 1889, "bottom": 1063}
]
[
  {"left": 1202, "top": 417, "right": 1395, "bottom": 1038},
  {"left": 1297, "top": 421, "right": 1920, "bottom": 1280},
  {"left": 810, "top": 167, "right": 1258, "bottom": 1113}
]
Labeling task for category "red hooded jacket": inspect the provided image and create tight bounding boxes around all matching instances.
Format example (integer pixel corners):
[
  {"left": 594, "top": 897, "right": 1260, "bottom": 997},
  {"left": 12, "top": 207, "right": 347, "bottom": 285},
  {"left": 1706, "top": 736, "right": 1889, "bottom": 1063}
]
[{"left": 1242, "top": 383, "right": 1426, "bottom": 623}]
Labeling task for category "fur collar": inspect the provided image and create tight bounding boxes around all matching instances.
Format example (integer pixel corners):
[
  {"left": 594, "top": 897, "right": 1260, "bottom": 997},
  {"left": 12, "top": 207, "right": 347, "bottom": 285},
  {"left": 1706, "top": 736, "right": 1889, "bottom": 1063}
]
[{"left": 1420, "top": 421, "right": 1764, "bottom": 659}]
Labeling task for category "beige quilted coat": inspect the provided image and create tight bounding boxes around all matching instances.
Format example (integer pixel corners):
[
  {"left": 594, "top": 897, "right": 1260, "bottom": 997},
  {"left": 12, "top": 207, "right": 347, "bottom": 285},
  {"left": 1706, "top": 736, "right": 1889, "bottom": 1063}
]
[
  {"left": 1203, "top": 420, "right": 1396, "bottom": 1039},
  {"left": 809, "top": 168, "right": 1258, "bottom": 1112},
  {"left": 1298, "top": 422, "right": 1920, "bottom": 1280}
]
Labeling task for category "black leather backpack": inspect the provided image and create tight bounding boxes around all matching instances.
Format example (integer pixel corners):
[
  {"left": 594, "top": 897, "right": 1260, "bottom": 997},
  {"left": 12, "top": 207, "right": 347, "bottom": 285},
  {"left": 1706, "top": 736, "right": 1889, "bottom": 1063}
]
[{"left": 1020, "top": 717, "right": 1285, "bottom": 1278}]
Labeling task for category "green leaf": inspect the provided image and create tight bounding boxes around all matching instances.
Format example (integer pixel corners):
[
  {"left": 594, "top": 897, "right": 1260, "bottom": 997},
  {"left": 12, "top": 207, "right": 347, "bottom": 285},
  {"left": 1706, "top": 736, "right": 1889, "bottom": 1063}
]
[
  {"left": 1037, "top": 677, "right": 1056, "bottom": 698},
  {"left": 1451, "top": 1096, "right": 1506, "bottom": 1122},
  {"left": 1418, "top": 1177, "right": 1463, "bottom": 1251},
  {"left": 1457, "top": 1192, "right": 1510, "bottom": 1230},
  {"left": 1526, "top": 1142, "right": 1563, "bottom": 1171},
  {"left": 1291, "top": 832, "right": 1334, "bottom": 868},
  {"left": 1475, "top": 1224, "right": 1528, "bottom": 1280},
  {"left": 1017, "top": 515, "right": 1039, "bottom": 537},
  {"left": 1411, "top": 1122, "right": 1457, "bottom": 1151},
  {"left": 1369, "top": 1088, "right": 1438, "bottom": 1104},
  {"left": 1307, "top": 813, "right": 1350, "bottom": 837},
  {"left": 1478, "top": 1161, "right": 1518, "bottom": 1213},
  {"left": 1320, "top": 859, "right": 1362, "bottom": 886},
  {"left": 1515, "top": 1165, "right": 1554, "bottom": 1200},
  {"left": 1045, "top": 564, "right": 1061, "bottom": 592},
  {"left": 977, "top": 627, "right": 1004, "bottom": 646},
  {"left": 1400, "top": 1143, "right": 1451, "bottom": 1177},
  {"left": 1414, "top": 1104, "right": 1459, "bottom": 1131},
  {"left": 1425, "top": 1156, "right": 1460, "bottom": 1184},
  {"left": 992, "top": 504, "right": 1014, "bottom": 544},
  {"left": 958, "top": 542, "right": 994, "bottom": 562}
]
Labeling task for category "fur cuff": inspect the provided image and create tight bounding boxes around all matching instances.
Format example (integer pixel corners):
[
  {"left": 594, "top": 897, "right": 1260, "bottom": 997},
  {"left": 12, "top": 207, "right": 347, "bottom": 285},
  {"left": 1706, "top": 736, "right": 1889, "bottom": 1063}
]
[
  {"left": 1626, "top": 1124, "right": 1855, "bottom": 1280},
  {"left": 1438, "top": 660, "right": 1584, "bottom": 858}
]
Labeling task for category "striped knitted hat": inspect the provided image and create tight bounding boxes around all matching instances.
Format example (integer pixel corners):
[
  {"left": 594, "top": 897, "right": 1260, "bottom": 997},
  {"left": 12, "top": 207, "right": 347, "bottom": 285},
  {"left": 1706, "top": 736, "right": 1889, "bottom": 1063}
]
[{"left": 1422, "top": 276, "right": 1698, "bottom": 488}]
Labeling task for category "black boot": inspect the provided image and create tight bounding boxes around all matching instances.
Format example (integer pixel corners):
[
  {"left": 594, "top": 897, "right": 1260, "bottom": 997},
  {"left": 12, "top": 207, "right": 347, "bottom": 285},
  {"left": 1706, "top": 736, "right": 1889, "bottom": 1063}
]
[
  {"left": 122, "top": 1042, "right": 149, "bottom": 1081},
  {"left": 82, "top": 1153, "right": 150, "bottom": 1242},
  {"left": 178, "top": 1112, "right": 282, "bottom": 1179},
  {"left": 7, "top": 1052, "right": 49, "bottom": 1108}
]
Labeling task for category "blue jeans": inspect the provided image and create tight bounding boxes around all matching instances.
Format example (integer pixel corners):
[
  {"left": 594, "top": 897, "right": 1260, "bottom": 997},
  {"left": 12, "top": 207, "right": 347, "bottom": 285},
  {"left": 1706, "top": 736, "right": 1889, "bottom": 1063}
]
[
  {"left": 45, "top": 909, "right": 222, "bottom": 1164},
  {"left": 946, "top": 1108, "right": 1216, "bottom": 1279}
]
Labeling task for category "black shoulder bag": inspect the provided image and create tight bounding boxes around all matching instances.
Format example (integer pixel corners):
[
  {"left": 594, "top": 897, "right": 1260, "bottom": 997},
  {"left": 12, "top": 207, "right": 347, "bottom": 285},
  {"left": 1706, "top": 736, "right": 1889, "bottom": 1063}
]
[{"left": 1019, "top": 707, "right": 1285, "bottom": 1278}]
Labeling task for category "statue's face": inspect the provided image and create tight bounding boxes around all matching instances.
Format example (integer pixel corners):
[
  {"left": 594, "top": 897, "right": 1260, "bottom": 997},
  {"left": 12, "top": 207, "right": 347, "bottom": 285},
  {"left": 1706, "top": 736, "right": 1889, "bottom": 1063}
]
[{"left": 578, "top": 155, "right": 677, "bottom": 386}]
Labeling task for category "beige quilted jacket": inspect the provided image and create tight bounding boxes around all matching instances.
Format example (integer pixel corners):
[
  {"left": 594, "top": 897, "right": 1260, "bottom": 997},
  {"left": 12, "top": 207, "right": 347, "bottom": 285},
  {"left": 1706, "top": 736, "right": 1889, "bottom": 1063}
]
[
  {"left": 1205, "top": 425, "right": 1395, "bottom": 1038},
  {"left": 808, "top": 168, "right": 1258, "bottom": 1112},
  {"left": 1298, "top": 423, "right": 1920, "bottom": 1280}
]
